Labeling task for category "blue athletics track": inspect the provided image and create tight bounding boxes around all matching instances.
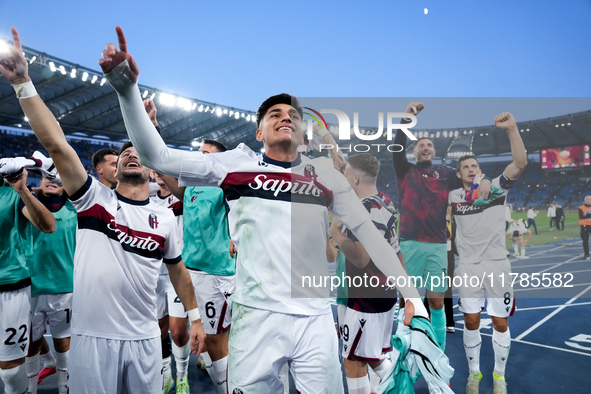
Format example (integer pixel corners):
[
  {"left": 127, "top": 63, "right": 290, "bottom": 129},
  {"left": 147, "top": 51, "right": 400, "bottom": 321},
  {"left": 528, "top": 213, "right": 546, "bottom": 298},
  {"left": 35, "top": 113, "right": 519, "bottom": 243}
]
[{"left": 7, "top": 240, "right": 590, "bottom": 393}]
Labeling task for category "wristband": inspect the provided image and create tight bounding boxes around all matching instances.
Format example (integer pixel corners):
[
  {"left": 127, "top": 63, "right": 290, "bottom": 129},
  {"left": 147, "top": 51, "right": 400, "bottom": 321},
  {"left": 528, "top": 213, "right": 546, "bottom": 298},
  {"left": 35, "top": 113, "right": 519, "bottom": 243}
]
[
  {"left": 188, "top": 308, "right": 201, "bottom": 322},
  {"left": 13, "top": 80, "right": 37, "bottom": 99}
]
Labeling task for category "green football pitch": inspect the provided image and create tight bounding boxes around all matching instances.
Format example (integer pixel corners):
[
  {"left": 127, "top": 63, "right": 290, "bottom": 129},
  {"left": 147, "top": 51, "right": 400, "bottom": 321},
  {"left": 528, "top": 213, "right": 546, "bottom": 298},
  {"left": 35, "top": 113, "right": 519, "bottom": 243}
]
[{"left": 507, "top": 211, "right": 582, "bottom": 248}]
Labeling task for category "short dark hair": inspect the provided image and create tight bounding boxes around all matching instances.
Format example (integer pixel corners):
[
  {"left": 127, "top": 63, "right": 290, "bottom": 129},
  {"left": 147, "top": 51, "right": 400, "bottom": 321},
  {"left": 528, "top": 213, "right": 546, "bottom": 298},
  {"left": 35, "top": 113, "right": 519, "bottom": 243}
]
[
  {"left": 119, "top": 141, "right": 134, "bottom": 154},
  {"left": 347, "top": 153, "right": 380, "bottom": 178},
  {"left": 457, "top": 154, "right": 478, "bottom": 171},
  {"left": 256, "top": 93, "right": 303, "bottom": 127},
  {"left": 92, "top": 148, "right": 119, "bottom": 169},
  {"left": 513, "top": 230, "right": 520, "bottom": 237},
  {"left": 413, "top": 137, "right": 434, "bottom": 148},
  {"left": 202, "top": 139, "right": 227, "bottom": 152}
]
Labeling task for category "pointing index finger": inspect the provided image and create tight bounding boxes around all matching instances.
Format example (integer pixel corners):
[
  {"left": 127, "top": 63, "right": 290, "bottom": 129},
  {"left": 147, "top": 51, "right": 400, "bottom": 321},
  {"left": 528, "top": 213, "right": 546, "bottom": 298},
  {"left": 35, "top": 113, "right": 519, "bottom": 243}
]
[
  {"left": 115, "top": 26, "right": 128, "bottom": 53},
  {"left": 11, "top": 27, "right": 22, "bottom": 53}
]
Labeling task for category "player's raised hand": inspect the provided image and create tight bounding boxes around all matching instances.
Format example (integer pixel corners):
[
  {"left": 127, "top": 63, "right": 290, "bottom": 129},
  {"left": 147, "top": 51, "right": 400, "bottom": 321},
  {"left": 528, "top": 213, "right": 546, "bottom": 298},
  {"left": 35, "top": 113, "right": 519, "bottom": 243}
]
[
  {"left": 0, "top": 27, "right": 30, "bottom": 85},
  {"left": 98, "top": 26, "right": 139, "bottom": 83},
  {"left": 406, "top": 102, "right": 425, "bottom": 116},
  {"left": 143, "top": 99, "right": 158, "bottom": 126},
  {"left": 494, "top": 112, "right": 517, "bottom": 132}
]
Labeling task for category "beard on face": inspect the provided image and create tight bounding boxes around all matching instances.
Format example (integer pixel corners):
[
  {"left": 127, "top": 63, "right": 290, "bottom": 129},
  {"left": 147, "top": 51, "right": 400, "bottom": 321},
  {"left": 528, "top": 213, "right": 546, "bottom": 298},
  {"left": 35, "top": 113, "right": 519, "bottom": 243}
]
[{"left": 117, "top": 169, "right": 149, "bottom": 186}]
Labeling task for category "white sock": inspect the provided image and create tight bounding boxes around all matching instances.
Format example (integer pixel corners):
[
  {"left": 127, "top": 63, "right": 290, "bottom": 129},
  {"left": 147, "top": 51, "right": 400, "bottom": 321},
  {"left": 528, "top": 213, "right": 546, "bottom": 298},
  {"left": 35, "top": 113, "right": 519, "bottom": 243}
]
[
  {"left": 492, "top": 328, "right": 511, "bottom": 377},
  {"left": 211, "top": 356, "right": 228, "bottom": 394},
  {"left": 0, "top": 363, "right": 28, "bottom": 394},
  {"left": 26, "top": 353, "right": 40, "bottom": 394},
  {"left": 40, "top": 349, "right": 56, "bottom": 368},
  {"left": 512, "top": 242, "right": 518, "bottom": 252},
  {"left": 371, "top": 359, "right": 392, "bottom": 380},
  {"left": 162, "top": 355, "right": 172, "bottom": 382},
  {"left": 463, "top": 328, "right": 482, "bottom": 375},
  {"left": 279, "top": 362, "right": 290, "bottom": 394},
  {"left": 347, "top": 375, "right": 371, "bottom": 394},
  {"left": 56, "top": 350, "right": 69, "bottom": 394},
  {"left": 368, "top": 366, "right": 380, "bottom": 393},
  {"left": 171, "top": 340, "right": 190, "bottom": 381}
]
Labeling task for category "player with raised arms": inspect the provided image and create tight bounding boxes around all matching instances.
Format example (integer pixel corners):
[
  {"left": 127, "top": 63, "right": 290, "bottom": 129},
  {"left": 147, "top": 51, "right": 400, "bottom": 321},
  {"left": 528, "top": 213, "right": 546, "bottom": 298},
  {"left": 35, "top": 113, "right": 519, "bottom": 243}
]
[
  {"left": 449, "top": 112, "right": 527, "bottom": 394},
  {"left": 99, "top": 26, "right": 429, "bottom": 393},
  {"left": 0, "top": 27, "right": 206, "bottom": 394}
]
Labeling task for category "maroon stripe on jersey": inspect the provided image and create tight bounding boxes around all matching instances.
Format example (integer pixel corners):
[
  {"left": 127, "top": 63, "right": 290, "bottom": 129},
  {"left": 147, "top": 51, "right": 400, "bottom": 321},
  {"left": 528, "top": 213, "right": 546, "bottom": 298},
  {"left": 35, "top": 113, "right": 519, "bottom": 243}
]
[
  {"left": 170, "top": 200, "right": 183, "bottom": 217},
  {"left": 220, "top": 171, "right": 334, "bottom": 206},
  {"left": 78, "top": 204, "right": 167, "bottom": 259},
  {"left": 346, "top": 328, "right": 364, "bottom": 361}
]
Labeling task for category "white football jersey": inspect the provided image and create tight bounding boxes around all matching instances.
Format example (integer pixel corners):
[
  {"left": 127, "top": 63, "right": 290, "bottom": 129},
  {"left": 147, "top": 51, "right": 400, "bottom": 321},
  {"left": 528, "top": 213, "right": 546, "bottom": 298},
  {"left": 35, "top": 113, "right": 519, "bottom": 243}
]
[
  {"left": 449, "top": 174, "right": 515, "bottom": 264},
  {"left": 178, "top": 144, "right": 368, "bottom": 316},
  {"left": 150, "top": 190, "right": 184, "bottom": 275},
  {"left": 69, "top": 176, "right": 183, "bottom": 340}
]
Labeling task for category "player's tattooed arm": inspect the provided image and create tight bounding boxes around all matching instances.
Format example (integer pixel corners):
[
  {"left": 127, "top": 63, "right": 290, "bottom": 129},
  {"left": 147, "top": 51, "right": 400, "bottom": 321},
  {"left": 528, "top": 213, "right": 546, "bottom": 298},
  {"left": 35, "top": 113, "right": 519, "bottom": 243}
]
[{"left": 5, "top": 169, "right": 56, "bottom": 233}]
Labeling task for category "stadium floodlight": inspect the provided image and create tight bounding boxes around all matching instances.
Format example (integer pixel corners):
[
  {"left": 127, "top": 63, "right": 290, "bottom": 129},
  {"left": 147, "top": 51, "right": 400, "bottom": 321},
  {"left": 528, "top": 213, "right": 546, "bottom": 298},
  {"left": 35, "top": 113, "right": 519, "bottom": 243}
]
[
  {"left": 58, "top": 65, "right": 66, "bottom": 75},
  {"left": 177, "top": 97, "right": 192, "bottom": 111},
  {"left": 198, "top": 104, "right": 204, "bottom": 112},
  {"left": 24, "top": 116, "right": 29, "bottom": 122},
  {"left": 49, "top": 61, "right": 56, "bottom": 72},
  {"left": 241, "top": 113, "right": 245, "bottom": 117},
  {"left": 567, "top": 123, "right": 571, "bottom": 126},
  {"left": 216, "top": 108, "right": 222, "bottom": 117},
  {"left": 555, "top": 124, "right": 559, "bottom": 128},
  {"left": 454, "top": 131, "right": 459, "bottom": 137},
  {"left": 443, "top": 131, "right": 448, "bottom": 137},
  {"left": 223, "top": 109, "right": 228, "bottom": 114},
  {"left": 159, "top": 92, "right": 176, "bottom": 107},
  {"left": 418, "top": 131, "right": 423, "bottom": 138},
  {"left": 70, "top": 68, "right": 76, "bottom": 78},
  {"left": 234, "top": 112, "right": 239, "bottom": 119},
  {"left": 252, "top": 115, "right": 256, "bottom": 123},
  {"left": 149, "top": 93, "right": 156, "bottom": 100},
  {"left": 229, "top": 110, "right": 234, "bottom": 116},
  {"left": 191, "top": 140, "right": 201, "bottom": 147},
  {"left": 192, "top": 102, "right": 197, "bottom": 110},
  {"left": 246, "top": 114, "right": 251, "bottom": 121},
  {"left": 81, "top": 72, "right": 88, "bottom": 82},
  {"left": 29, "top": 55, "right": 37, "bottom": 64},
  {"left": 90, "top": 75, "right": 98, "bottom": 84},
  {"left": 436, "top": 132, "right": 440, "bottom": 138},
  {"left": 204, "top": 106, "right": 210, "bottom": 112},
  {"left": 142, "top": 90, "right": 149, "bottom": 99},
  {"left": 100, "top": 77, "right": 107, "bottom": 86}
]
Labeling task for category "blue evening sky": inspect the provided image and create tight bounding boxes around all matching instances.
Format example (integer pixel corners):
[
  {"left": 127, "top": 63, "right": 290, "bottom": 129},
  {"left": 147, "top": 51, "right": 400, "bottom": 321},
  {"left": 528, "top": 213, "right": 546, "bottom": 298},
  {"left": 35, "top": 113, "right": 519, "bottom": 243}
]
[{"left": 1, "top": 1, "right": 590, "bottom": 127}]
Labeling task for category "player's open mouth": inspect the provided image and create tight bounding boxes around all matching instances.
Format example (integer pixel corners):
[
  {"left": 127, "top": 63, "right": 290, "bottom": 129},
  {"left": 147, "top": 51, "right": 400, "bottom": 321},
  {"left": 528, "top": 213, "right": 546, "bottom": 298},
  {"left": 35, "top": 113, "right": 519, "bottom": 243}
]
[
  {"left": 277, "top": 126, "right": 292, "bottom": 132},
  {"left": 125, "top": 162, "right": 140, "bottom": 168}
]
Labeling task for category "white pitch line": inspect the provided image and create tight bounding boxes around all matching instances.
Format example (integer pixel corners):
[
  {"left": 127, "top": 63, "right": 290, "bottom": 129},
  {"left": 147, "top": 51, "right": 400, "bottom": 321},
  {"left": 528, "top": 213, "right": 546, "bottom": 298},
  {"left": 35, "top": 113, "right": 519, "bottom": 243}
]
[
  {"left": 515, "top": 284, "right": 591, "bottom": 340},
  {"left": 513, "top": 281, "right": 591, "bottom": 293},
  {"left": 452, "top": 327, "right": 591, "bottom": 357},
  {"left": 452, "top": 301, "right": 591, "bottom": 317},
  {"left": 538, "top": 255, "right": 581, "bottom": 273}
]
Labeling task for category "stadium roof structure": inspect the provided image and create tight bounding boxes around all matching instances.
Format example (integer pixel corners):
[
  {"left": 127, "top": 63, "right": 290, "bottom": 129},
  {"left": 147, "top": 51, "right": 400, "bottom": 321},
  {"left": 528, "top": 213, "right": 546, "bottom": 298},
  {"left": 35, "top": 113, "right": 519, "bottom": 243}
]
[
  {"left": 0, "top": 42, "right": 262, "bottom": 151},
  {"left": 0, "top": 42, "right": 590, "bottom": 159}
]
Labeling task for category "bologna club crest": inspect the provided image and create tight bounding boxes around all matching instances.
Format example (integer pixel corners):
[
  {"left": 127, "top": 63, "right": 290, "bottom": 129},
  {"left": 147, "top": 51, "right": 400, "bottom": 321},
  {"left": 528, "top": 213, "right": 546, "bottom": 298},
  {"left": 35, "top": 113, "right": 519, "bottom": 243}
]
[
  {"left": 304, "top": 164, "right": 318, "bottom": 182},
  {"left": 148, "top": 213, "right": 159, "bottom": 229}
]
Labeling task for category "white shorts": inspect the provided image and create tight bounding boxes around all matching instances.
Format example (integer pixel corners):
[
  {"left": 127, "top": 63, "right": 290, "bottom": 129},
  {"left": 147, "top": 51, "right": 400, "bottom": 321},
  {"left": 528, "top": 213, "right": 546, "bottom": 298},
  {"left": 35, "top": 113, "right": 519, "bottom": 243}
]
[
  {"left": 69, "top": 334, "right": 162, "bottom": 394},
  {"left": 156, "top": 273, "right": 171, "bottom": 320},
  {"left": 337, "top": 304, "right": 395, "bottom": 362},
  {"left": 456, "top": 258, "right": 515, "bottom": 318},
  {"left": 31, "top": 293, "right": 73, "bottom": 342},
  {"left": 0, "top": 286, "right": 31, "bottom": 362},
  {"left": 167, "top": 270, "right": 235, "bottom": 335},
  {"left": 228, "top": 303, "right": 344, "bottom": 394}
]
